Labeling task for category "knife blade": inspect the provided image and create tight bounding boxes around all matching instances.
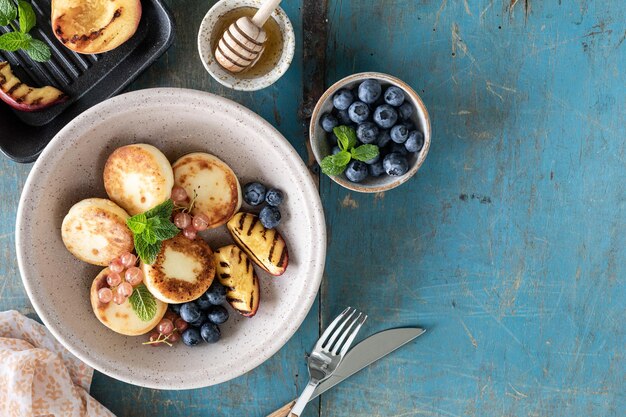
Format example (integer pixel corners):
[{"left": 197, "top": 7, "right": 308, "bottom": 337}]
[
  {"left": 311, "top": 327, "right": 425, "bottom": 399},
  {"left": 266, "top": 327, "right": 426, "bottom": 417}
]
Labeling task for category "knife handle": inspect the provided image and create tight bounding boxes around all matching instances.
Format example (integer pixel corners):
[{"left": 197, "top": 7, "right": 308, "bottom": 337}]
[{"left": 266, "top": 400, "right": 296, "bottom": 417}]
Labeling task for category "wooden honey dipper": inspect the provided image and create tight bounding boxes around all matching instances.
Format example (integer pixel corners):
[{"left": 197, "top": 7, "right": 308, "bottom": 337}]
[{"left": 215, "top": 0, "right": 282, "bottom": 73}]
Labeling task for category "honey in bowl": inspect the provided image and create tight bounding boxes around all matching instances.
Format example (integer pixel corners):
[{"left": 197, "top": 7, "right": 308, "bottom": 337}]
[{"left": 211, "top": 7, "right": 284, "bottom": 78}]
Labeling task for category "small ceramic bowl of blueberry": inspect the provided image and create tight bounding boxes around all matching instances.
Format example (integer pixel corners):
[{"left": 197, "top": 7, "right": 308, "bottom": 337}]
[{"left": 310, "top": 72, "right": 431, "bottom": 192}]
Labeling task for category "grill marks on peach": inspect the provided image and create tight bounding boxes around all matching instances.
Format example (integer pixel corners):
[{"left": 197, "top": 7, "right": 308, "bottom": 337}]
[
  {"left": 214, "top": 245, "right": 260, "bottom": 317},
  {"left": 227, "top": 213, "right": 288, "bottom": 276},
  {"left": 0, "top": 62, "right": 67, "bottom": 110}
]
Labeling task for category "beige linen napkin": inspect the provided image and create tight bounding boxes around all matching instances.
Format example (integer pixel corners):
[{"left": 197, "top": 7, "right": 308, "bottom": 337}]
[{"left": 0, "top": 310, "right": 114, "bottom": 417}]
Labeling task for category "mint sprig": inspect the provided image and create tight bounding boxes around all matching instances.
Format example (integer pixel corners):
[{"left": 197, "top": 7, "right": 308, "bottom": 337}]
[
  {"left": 127, "top": 199, "right": 180, "bottom": 264},
  {"left": 0, "top": 0, "right": 51, "bottom": 62},
  {"left": 128, "top": 284, "right": 157, "bottom": 322},
  {"left": 320, "top": 125, "right": 380, "bottom": 176}
]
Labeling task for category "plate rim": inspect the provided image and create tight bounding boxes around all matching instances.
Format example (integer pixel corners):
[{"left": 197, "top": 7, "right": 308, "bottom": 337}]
[{"left": 15, "top": 87, "right": 326, "bottom": 390}]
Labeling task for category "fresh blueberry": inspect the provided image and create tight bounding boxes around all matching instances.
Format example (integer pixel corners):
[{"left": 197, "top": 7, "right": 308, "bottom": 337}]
[
  {"left": 206, "top": 305, "right": 229, "bottom": 325},
  {"left": 358, "top": 79, "right": 382, "bottom": 104},
  {"left": 402, "top": 121, "right": 416, "bottom": 131},
  {"left": 387, "top": 142, "right": 409, "bottom": 155},
  {"left": 332, "top": 146, "right": 341, "bottom": 155},
  {"left": 189, "top": 316, "right": 206, "bottom": 328},
  {"left": 344, "top": 160, "right": 369, "bottom": 182},
  {"left": 377, "top": 130, "right": 392, "bottom": 147},
  {"left": 383, "top": 153, "right": 409, "bottom": 176},
  {"left": 180, "top": 302, "right": 202, "bottom": 324},
  {"left": 373, "top": 105, "right": 398, "bottom": 129},
  {"left": 181, "top": 328, "right": 202, "bottom": 346},
  {"left": 390, "top": 124, "right": 409, "bottom": 143},
  {"left": 369, "top": 161, "right": 385, "bottom": 177},
  {"left": 333, "top": 88, "right": 355, "bottom": 110},
  {"left": 336, "top": 109, "right": 352, "bottom": 125},
  {"left": 348, "top": 101, "right": 370, "bottom": 123},
  {"left": 405, "top": 131, "right": 425, "bottom": 153},
  {"left": 365, "top": 153, "right": 380, "bottom": 165},
  {"left": 243, "top": 182, "right": 266, "bottom": 206},
  {"left": 196, "top": 292, "right": 213, "bottom": 310},
  {"left": 356, "top": 122, "right": 379, "bottom": 144},
  {"left": 170, "top": 304, "right": 181, "bottom": 314},
  {"left": 260, "top": 205, "right": 281, "bottom": 229},
  {"left": 200, "top": 323, "right": 221, "bottom": 343},
  {"left": 384, "top": 86, "right": 405, "bottom": 106},
  {"left": 205, "top": 281, "right": 227, "bottom": 305},
  {"left": 265, "top": 188, "right": 284, "bottom": 206},
  {"left": 398, "top": 102, "right": 413, "bottom": 120},
  {"left": 320, "top": 113, "right": 338, "bottom": 133}
]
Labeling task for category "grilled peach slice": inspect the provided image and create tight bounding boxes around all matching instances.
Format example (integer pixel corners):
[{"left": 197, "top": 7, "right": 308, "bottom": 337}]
[
  {"left": 0, "top": 62, "right": 67, "bottom": 112},
  {"left": 214, "top": 245, "right": 260, "bottom": 317},
  {"left": 51, "top": 0, "right": 142, "bottom": 54},
  {"left": 227, "top": 213, "right": 288, "bottom": 276}
]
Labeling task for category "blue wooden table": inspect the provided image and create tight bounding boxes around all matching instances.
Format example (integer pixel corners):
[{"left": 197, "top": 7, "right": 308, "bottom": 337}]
[{"left": 1, "top": 1, "right": 624, "bottom": 416}]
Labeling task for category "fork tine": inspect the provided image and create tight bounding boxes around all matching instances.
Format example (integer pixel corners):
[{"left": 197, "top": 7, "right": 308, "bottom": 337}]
[
  {"left": 323, "top": 309, "right": 356, "bottom": 350},
  {"left": 335, "top": 313, "right": 367, "bottom": 356},
  {"left": 329, "top": 312, "right": 361, "bottom": 355},
  {"left": 314, "top": 307, "right": 352, "bottom": 350}
]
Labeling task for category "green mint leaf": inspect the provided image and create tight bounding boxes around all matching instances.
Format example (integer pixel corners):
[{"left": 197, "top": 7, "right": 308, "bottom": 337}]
[
  {"left": 0, "top": 0, "right": 17, "bottom": 27},
  {"left": 17, "top": 0, "right": 35, "bottom": 33},
  {"left": 128, "top": 284, "right": 158, "bottom": 322},
  {"left": 320, "top": 154, "right": 347, "bottom": 176},
  {"left": 134, "top": 234, "right": 161, "bottom": 265},
  {"left": 24, "top": 37, "right": 50, "bottom": 62},
  {"left": 127, "top": 213, "right": 147, "bottom": 234},
  {"left": 144, "top": 199, "right": 174, "bottom": 220},
  {"left": 143, "top": 227, "right": 158, "bottom": 244},
  {"left": 334, "top": 125, "right": 357, "bottom": 151},
  {"left": 151, "top": 220, "right": 180, "bottom": 241},
  {"left": 351, "top": 144, "right": 380, "bottom": 162},
  {"left": 0, "top": 32, "right": 31, "bottom": 52},
  {"left": 334, "top": 150, "right": 352, "bottom": 167}
]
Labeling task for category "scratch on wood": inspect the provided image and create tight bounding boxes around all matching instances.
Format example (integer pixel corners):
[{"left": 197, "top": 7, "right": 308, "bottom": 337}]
[
  {"left": 463, "top": 0, "right": 471, "bottom": 15},
  {"left": 509, "top": 0, "right": 531, "bottom": 20},
  {"left": 451, "top": 23, "right": 479, "bottom": 69},
  {"left": 374, "top": 192, "right": 385, "bottom": 201},
  {"left": 434, "top": 0, "right": 447, "bottom": 31},
  {"left": 340, "top": 194, "right": 358, "bottom": 209},
  {"left": 459, "top": 319, "right": 478, "bottom": 348}
]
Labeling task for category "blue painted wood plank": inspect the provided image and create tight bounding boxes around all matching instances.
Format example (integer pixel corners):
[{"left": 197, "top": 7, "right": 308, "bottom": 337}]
[
  {"left": 0, "top": 1, "right": 321, "bottom": 416},
  {"left": 321, "top": 0, "right": 624, "bottom": 416},
  {"left": 1, "top": 0, "right": 624, "bottom": 416}
]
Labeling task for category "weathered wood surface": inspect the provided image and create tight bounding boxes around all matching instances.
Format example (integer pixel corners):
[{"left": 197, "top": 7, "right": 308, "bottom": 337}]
[{"left": 1, "top": 0, "right": 624, "bottom": 416}]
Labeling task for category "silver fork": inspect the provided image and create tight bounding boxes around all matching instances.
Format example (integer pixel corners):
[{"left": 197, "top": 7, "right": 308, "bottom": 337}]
[{"left": 289, "top": 307, "right": 367, "bottom": 417}]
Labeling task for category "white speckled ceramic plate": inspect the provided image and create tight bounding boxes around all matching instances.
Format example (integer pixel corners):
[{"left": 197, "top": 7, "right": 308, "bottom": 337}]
[{"left": 16, "top": 88, "right": 326, "bottom": 390}]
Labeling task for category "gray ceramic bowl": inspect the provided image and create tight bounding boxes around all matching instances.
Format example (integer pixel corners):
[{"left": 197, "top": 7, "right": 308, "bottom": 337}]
[
  {"left": 310, "top": 72, "right": 431, "bottom": 193},
  {"left": 16, "top": 88, "right": 326, "bottom": 389},
  {"left": 198, "top": 0, "right": 295, "bottom": 91}
]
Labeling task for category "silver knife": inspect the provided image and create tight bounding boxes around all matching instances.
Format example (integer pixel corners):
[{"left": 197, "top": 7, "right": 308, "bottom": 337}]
[{"left": 266, "top": 327, "right": 425, "bottom": 417}]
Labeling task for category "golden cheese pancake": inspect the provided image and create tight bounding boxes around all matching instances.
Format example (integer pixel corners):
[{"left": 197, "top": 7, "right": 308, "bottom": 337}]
[
  {"left": 172, "top": 152, "right": 242, "bottom": 229},
  {"left": 142, "top": 234, "right": 216, "bottom": 304},
  {"left": 62, "top": 198, "right": 134, "bottom": 266},
  {"left": 90, "top": 268, "right": 167, "bottom": 336},
  {"left": 103, "top": 143, "right": 174, "bottom": 215}
]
